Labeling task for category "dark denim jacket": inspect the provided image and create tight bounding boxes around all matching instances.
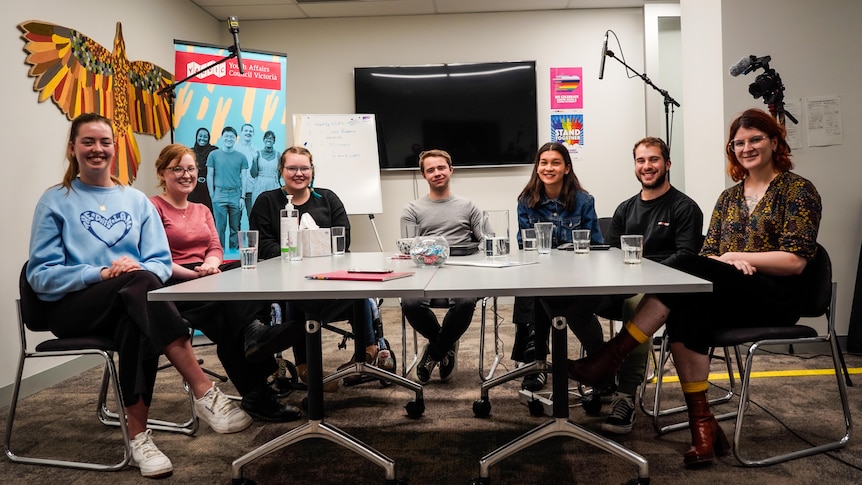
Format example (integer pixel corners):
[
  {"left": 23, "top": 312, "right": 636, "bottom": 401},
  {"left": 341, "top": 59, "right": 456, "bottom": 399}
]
[{"left": 516, "top": 191, "right": 603, "bottom": 247}]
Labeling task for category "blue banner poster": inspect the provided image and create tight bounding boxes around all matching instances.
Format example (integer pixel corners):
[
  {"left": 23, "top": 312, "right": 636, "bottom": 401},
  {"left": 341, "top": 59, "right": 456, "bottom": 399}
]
[
  {"left": 173, "top": 41, "right": 287, "bottom": 254},
  {"left": 550, "top": 113, "right": 584, "bottom": 160}
]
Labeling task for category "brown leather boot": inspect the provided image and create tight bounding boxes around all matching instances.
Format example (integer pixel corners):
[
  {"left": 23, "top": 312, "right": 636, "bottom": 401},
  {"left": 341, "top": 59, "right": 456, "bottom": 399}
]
[
  {"left": 566, "top": 329, "right": 640, "bottom": 389},
  {"left": 683, "top": 390, "right": 730, "bottom": 468}
]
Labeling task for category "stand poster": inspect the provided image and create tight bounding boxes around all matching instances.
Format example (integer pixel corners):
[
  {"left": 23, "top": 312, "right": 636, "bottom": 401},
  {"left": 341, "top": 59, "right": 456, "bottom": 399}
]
[{"left": 172, "top": 41, "right": 287, "bottom": 253}]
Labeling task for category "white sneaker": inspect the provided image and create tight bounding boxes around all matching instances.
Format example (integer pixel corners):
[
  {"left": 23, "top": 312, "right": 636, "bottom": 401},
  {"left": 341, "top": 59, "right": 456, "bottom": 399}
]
[
  {"left": 194, "top": 383, "right": 253, "bottom": 433},
  {"left": 130, "top": 429, "right": 173, "bottom": 478}
]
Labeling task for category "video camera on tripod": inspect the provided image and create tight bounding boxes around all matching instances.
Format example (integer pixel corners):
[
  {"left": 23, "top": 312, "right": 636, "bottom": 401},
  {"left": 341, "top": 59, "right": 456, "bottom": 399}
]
[{"left": 729, "top": 54, "right": 797, "bottom": 125}]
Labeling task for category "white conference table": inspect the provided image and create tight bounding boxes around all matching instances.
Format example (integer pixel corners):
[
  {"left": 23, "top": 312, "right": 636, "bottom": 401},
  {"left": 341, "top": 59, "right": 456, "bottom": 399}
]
[
  {"left": 150, "top": 249, "right": 711, "bottom": 484},
  {"left": 150, "top": 253, "right": 432, "bottom": 484},
  {"left": 425, "top": 249, "right": 711, "bottom": 484}
]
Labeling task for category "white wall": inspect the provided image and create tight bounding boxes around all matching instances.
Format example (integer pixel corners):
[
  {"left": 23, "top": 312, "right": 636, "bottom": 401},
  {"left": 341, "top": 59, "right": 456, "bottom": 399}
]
[
  {"left": 2, "top": 0, "right": 219, "bottom": 399},
  {"left": 717, "top": 0, "right": 862, "bottom": 335},
  {"left": 241, "top": 10, "right": 648, "bottom": 253},
  {"left": 5, "top": 1, "right": 860, "bottom": 399}
]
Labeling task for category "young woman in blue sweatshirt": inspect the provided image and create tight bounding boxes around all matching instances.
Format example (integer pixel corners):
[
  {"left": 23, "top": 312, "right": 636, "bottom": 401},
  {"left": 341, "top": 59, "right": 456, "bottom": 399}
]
[{"left": 26, "top": 113, "right": 251, "bottom": 478}]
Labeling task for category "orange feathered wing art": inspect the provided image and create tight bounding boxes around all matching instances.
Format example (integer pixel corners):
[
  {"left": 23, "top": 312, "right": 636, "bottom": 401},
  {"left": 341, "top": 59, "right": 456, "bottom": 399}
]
[{"left": 19, "top": 20, "right": 174, "bottom": 185}]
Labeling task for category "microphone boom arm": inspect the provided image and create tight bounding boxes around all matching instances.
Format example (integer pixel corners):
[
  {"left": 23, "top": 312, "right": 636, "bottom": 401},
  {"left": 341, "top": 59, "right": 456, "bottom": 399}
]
[
  {"left": 606, "top": 50, "right": 680, "bottom": 107},
  {"left": 605, "top": 49, "right": 681, "bottom": 147},
  {"left": 157, "top": 48, "right": 239, "bottom": 144}
]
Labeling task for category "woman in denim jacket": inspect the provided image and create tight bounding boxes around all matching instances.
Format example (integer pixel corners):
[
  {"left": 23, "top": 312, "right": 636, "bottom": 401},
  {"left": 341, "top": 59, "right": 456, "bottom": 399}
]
[{"left": 512, "top": 142, "right": 605, "bottom": 392}]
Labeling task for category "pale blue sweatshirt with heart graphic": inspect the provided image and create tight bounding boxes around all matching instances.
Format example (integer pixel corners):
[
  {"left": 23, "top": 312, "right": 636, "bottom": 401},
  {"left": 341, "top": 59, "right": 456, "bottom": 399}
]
[{"left": 27, "top": 178, "right": 172, "bottom": 301}]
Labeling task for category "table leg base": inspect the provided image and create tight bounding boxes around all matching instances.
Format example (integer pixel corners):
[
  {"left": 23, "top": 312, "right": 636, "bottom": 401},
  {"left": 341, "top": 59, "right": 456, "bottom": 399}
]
[
  {"left": 325, "top": 362, "right": 426, "bottom": 418},
  {"left": 475, "top": 417, "right": 649, "bottom": 482},
  {"left": 231, "top": 419, "right": 396, "bottom": 482}
]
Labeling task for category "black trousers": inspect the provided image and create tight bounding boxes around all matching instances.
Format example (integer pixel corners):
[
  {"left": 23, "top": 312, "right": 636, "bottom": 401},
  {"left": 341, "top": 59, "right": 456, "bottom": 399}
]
[
  {"left": 658, "top": 254, "right": 805, "bottom": 354},
  {"left": 401, "top": 297, "right": 478, "bottom": 360},
  {"left": 283, "top": 299, "right": 369, "bottom": 365},
  {"left": 42, "top": 271, "right": 188, "bottom": 407},
  {"left": 511, "top": 296, "right": 610, "bottom": 362},
  {"left": 169, "top": 262, "right": 278, "bottom": 395}
]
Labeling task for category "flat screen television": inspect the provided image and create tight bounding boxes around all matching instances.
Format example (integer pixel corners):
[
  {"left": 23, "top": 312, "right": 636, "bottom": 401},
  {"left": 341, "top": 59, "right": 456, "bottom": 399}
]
[{"left": 354, "top": 61, "right": 538, "bottom": 171}]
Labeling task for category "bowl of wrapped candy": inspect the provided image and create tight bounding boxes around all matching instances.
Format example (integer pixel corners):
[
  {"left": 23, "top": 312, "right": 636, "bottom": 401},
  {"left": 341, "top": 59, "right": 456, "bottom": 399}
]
[
  {"left": 396, "top": 237, "right": 414, "bottom": 255},
  {"left": 409, "top": 235, "right": 450, "bottom": 267}
]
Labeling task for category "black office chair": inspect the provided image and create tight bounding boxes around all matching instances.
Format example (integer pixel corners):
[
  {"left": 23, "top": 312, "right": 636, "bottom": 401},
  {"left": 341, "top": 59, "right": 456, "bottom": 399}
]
[
  {"left": 641, "top": 244, "right": 852, "bottom": 465},
  {"left": 5, "top": 263, "right": 197, "bottom": 471},
  {"left": 320, "top": 298, "right": 398, "bottom": 387}
]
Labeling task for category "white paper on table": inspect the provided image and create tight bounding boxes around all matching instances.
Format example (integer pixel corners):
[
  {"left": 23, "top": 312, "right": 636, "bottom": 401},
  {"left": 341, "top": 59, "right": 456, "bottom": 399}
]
[{"left": 445, "top": 260, "right": 540, "bottom": 268}]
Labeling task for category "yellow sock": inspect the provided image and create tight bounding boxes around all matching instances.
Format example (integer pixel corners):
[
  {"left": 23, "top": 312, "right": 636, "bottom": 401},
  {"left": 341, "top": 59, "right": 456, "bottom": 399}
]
[
  {"left": 681, "top": 380, "right": 709, "bottom": 394},
  {"left": 624, "top": 321, "right": 649, "bottom": 344}
]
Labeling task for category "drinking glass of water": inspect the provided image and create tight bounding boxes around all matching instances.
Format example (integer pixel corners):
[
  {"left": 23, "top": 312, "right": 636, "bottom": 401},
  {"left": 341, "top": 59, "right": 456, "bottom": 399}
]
[
  {"left": 482, "top": 210, "right": 510, "bottom": 257},
  {"left": 239, "top": 230, "right": 259, "bottom": 269},
  {"left": 521, "top": 228, "right": 538, "bottom": 251},
  {"left": 572, "top": 229, "right": 591, "bottom": 254},
  {"left": 331, "top": 226, "right": 346, "bottom": 255},
  {"left": 621, "top": 234, "right": 644, "bottom": 264},
  {"left": 534, "top": 222, "right": 554, "bottom": 254}
]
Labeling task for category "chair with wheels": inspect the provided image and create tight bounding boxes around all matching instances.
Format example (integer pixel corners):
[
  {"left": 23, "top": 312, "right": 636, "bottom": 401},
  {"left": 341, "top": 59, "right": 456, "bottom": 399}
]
[
  {"left": 321, "top": 298, "right": 399, "bottom": 387},
  {"left": 280, "top": 298, "right": 424, "bottom": 416},
  {"left": 5, "top": 263, "right": 197, "bottom": 472}
]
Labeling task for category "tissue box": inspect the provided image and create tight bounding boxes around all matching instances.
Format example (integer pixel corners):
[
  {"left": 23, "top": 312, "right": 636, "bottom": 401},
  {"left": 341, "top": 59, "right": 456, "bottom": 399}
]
[{"left": 301, "top": 228, "right": 332, "bottom": 257}]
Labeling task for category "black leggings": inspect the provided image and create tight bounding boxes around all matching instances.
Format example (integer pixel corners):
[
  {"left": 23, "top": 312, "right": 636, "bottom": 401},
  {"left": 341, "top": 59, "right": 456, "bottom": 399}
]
[
  {"left": 170, "top": 262, "right": 276, "bottom": 395},
  {"left": 658, "top": 254, "right": 804, "bottom": 354},
  {"left": 42, "top": 271, "right": 188, "bottom": 407}
]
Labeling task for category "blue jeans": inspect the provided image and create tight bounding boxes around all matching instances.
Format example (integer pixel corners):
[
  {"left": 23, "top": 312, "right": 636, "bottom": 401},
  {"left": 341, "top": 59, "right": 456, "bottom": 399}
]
[{"left": 213, "top": 188, "right": 242, "bottom": 250}]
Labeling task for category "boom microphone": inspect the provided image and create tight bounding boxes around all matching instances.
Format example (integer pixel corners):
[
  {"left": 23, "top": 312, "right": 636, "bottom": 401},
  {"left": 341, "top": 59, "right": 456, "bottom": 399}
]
[
  {"left": 729, "top": 54, "right": 771, "bottom": 77},
  {"left": 598, "top": 31, "right": 609, "bottom": 80},
  {"left": 227, "top": 16, "right": 244, "bottom": 74}
]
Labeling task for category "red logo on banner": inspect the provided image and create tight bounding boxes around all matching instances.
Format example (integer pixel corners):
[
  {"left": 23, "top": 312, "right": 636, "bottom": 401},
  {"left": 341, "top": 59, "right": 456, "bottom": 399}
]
[{"left": 174, "top": 51, "right": 281, "bottom": 90}]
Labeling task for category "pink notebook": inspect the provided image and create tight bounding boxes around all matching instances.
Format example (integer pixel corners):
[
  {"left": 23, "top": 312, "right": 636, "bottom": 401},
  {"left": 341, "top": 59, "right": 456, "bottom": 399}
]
[{"left": 305, "top": 270, "right": 415, "bottom": 282}]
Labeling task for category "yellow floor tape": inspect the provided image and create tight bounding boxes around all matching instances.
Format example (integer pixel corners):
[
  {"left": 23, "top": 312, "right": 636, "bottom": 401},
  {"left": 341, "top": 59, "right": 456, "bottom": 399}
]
[{"left": 649, "top": 367, "right": 862, "bottom": 383}]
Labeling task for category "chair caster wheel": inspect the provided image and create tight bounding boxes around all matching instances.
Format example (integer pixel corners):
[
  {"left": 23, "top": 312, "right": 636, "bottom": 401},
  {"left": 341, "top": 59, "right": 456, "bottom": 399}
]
[
  {"left": 405, "top": 399, "right": 425, "bottom": 418},
  {"left": 385, "top": 479, "right": 409, "bottom": 485},
  {"left": 470, "top": 477, "right": 490, "bottom": 485},
  {"left": 472, "top": 398, "right": 491, "bottom": 417},
  {"left": 527, "top": 398, "right": 545, "bottom": 416},
  {"left": 232, "top": 478, "right": 257, "bottom": 485}
]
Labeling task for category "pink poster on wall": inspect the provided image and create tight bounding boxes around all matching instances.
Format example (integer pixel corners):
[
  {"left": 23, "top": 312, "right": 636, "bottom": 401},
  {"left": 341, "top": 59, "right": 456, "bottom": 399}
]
[{"left": 550, "top": 67, "right": 583, "bottom": 110}]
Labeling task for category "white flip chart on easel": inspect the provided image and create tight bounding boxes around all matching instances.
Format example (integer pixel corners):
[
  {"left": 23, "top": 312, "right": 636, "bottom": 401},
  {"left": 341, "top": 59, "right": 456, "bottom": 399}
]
[{"left": 292, "top": 114, "right": 383, "bottom": 215}]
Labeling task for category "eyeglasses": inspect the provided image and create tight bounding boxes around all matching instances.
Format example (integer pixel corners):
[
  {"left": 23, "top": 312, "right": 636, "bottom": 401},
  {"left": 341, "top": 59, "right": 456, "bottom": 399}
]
[
  {"left": 728, "top": 135, "right": 769, "bottom": 150},
  {"left": 169, "top": 166, "right": 198, "bottom": 176},
  {"left": 283, "top": 166, "right": 312, "bottom": 175}
]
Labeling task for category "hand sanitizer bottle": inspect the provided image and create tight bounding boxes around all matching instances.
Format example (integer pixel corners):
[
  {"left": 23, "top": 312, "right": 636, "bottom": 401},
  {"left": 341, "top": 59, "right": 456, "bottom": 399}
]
[{"left": 280, "top": 195, "right": 300, "bottom": 260}]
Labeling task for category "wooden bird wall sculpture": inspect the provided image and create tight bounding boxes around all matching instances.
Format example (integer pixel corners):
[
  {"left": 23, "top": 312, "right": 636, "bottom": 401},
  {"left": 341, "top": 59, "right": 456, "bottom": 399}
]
[{"left": 19, "top": 20, "right": 174, "bottom": 185}]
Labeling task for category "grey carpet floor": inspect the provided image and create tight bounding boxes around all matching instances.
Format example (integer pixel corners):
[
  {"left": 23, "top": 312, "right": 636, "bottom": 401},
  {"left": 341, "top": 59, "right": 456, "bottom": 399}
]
[{"left": 2, "top": 305, "right": 862, "bottom": 484}]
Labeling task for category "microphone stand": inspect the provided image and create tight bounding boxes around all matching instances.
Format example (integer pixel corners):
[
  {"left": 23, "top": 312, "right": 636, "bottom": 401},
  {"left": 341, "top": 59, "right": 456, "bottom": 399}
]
[
  {"left": 605, "top": 50, "right": 680, "bottom": 149},
  {"left": 158, "top": 46, "right": 240, "bottom": 144}
]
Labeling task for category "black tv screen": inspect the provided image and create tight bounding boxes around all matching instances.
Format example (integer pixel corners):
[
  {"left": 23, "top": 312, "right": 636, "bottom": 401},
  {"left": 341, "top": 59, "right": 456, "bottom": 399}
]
[{"left": 354, "top": 61, "right": 538, "bottom": 171}]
